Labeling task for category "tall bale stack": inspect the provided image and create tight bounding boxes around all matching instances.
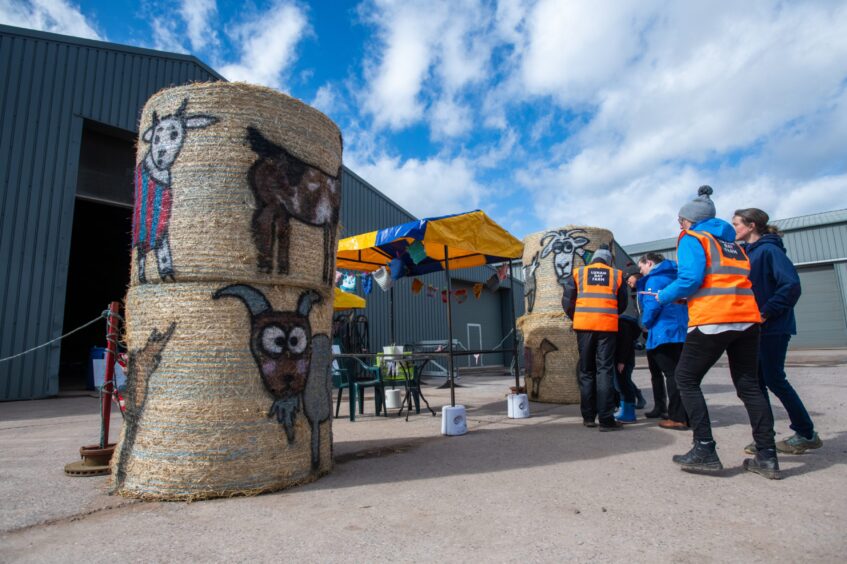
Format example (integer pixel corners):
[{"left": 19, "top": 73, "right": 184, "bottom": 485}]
[
  {"left": 517, "top": 226, "right": 614, "bottom": 404},
  {"left": 112, "top": 82, "right": 342, "bottom": 500}
]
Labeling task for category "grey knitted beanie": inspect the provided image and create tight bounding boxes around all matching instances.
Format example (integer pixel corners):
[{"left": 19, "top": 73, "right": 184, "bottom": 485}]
[
  {"left": 591, "top": 244, "right": 613, "bottom": 265},
  {"left": 678, "top": 185, "right": 716, "bottom": 223}
]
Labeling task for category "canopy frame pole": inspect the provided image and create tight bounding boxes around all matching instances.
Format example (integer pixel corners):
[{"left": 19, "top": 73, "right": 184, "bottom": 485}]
[
  {"left": 444, "top": 245, "right": 456, "bottom": 407},
  {"left": 508, "top": 261, "right": 520, "bottom": 390},
  {"left": 389, "top": 284, "right": 396, "bottom": 345}
]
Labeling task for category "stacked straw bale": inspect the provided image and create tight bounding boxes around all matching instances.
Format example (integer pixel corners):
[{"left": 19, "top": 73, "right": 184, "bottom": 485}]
[
  {"left": 518, "top": 226, "right": 614, "bottom": 404},
  {"left": 112, "top": 82, "right": 341, "bottom": 500}
]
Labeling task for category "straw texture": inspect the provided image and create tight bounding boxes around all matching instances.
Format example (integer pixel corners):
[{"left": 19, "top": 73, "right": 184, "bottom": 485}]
[
  {"left": 518, "top": 226, "right": 614, "bottom": 404},
  {"left": 112, "top": 283, "right": 334, "bottom": 501},
  {"left": 130, "top": 82, "right": 342, "bottom": 287}
]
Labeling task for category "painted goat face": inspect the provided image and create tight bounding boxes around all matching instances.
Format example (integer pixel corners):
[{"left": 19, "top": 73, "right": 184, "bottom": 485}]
[
  {"left": 250, "top": 309, "right": 313, "bottom": 397},
  {"left": 141, "top": 98, "right": 218, "bottom": 173}
]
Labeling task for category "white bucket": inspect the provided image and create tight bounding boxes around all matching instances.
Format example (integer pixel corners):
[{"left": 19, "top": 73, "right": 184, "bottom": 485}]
[
  {"left": 441, "top": 405, "right": 467, "bottom": 436},
  {"left": 384, "top": 388, "right": 402, "bottom": 409},
  {"left": 507, "top": 393, "right": 530, "bottom": 419}
]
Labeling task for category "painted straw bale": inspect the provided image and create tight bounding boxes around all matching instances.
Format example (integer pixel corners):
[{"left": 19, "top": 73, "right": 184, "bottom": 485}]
[
  {"left": 112, "top": 282, "right": 334, "bottom": 500},
  {"left": 131, "top": 82, "right": 343, "bottom": 287},
  {"left": 115, "top": 82, "right": 342, "bottom": 500},
  {"left": 518, "top": 226, "right": 614, "bottom": 404}
]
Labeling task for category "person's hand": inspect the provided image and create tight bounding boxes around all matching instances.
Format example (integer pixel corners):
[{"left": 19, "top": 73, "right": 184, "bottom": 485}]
[
  {"left": 616, "top": 362, "right": 624, "bottom": 373},
  {"left": 638, "top": 291, "right": 659, "bottom": 300}
]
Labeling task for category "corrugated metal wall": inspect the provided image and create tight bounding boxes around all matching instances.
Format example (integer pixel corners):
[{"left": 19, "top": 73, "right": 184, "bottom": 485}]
[{"left": 0, "top": 25, "right": 222, "bottom": 400}]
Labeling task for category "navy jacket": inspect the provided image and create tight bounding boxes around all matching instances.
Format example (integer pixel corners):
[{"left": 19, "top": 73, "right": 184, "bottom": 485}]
[
  {"left": 742, "top": 234, "right": 801, "bottom": 335},
  {"left": 638, "top": 260, "right": 688, "bottom": 349}
]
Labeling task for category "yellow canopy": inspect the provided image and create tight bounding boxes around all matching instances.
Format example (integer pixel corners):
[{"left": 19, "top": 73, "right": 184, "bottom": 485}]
[
  {"left": 336, "top": 210, "right": 523, "bottom": 274},
  {"left": 333, "top": 287, "right": 366, "bottom": 310}
]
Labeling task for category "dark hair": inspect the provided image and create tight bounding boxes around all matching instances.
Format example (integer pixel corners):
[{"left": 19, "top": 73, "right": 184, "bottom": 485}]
[
  {"left": 638, "top": 252, "right": 665, "bottom": 265},
  {"left": 734, "top": 208, "right": 782, "bottom": 236}
]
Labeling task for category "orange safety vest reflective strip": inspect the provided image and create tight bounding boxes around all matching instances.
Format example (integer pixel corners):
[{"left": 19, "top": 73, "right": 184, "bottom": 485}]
[
  {"left": 572, "top": 263, "right": 622, "bottom": 332},
  {"left": 679, "top": 230, "right": 761, "bottom": 326}
]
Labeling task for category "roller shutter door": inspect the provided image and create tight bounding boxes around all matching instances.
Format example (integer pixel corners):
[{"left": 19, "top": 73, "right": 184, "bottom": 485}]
[{"left": 791, "top": 266, "right": 847, "bottom": 348}]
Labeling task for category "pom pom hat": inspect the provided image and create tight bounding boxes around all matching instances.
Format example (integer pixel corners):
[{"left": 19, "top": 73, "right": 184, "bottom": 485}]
[{"left": 679, "top": 185, "right": 716, "bottom": 224}]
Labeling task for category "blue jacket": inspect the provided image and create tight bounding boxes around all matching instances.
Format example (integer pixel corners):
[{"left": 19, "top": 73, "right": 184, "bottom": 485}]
[
  {"left": 658, "top": 218, "right": 739, "bottom": 306},
  {"left": 638, "top": 260, "right": 688, "bottom": 349},
  {"left": 742, "top": 234, "right": 801, "bottom": 335}
]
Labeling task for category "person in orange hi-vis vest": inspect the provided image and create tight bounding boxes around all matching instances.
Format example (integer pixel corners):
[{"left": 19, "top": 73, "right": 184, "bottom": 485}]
[
  {"left": 650, "top": 186, "right": 779, "bottom": 480},
  {"left": 562, "top": 244, "right": 628, "bottom": 431}
]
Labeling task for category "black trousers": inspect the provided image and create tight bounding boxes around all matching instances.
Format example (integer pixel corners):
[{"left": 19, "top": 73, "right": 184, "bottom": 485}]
[
  {"left": 576, "top": 330, "right": 617, "bottom": 425},
  {"left": 649, "top": 343, "right": 687, "bottom": 424},
  {"left": 646, "top": 351, "right": 667, "bottom": 412},
  {"left": 675, "top": 324, "right": 775, "bottom": 449}
]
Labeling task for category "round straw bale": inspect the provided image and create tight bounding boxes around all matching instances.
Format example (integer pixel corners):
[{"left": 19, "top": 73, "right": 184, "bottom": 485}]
[
  {"left": 129, "top": 82, "right": 342, "bottom": 289},
  {"left": 112, "top": 282, "right": 334, "bottom": 501}
]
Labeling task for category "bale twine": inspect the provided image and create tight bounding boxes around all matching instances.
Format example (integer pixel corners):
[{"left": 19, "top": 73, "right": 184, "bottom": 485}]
[
  {"left": 518, "top": 226, "right": 614, "bottom": 404},
  {"left": 112, "top": 282, "right": 334, "bottom": 501},
  {"left": 129, "top": 82, "right": 342, "bottom": 288},
  {"left": 114, "top": 82, "right": 341, "bottom": 500}
]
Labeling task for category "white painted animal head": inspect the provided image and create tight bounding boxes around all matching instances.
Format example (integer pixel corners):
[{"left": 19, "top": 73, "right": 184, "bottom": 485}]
[
  {"left": 141, "top": 98, "right": 218, "bottom": 173},
  {"left": 539, "top": 229, "right": 589, "bottom": 282}
]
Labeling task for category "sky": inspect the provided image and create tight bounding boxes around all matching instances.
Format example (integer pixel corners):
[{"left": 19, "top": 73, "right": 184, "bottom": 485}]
[{"left": 2, "top": 0, "right": 847, "bottom": 244}]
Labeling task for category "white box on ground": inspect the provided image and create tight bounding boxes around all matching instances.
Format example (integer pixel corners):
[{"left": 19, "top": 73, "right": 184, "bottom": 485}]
[
  {"left": 507, "top": 393, "right": 530, "bottom": 419},
  {"left": 441, "top": 405, "right": 467, "bottom": 435}
]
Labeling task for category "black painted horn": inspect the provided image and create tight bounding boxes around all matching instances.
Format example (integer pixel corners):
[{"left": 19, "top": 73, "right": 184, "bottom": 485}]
[
  {"left": 212, "top": 284, "right": 272, "bottom": 318},
  {"left": 297, "top": 290, "right": 321, "bottom": 317}
]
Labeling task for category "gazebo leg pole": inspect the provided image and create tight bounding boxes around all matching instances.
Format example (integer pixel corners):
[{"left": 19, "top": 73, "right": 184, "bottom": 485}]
[
  {"left": 444, "top": 246, "right": 456, "bottom": 407},
  {"left": 509, "top": 261, "right": 520, "bottom": 390},
  {"left": 390, "top": 285, "right": 396, "bottom": 345}
]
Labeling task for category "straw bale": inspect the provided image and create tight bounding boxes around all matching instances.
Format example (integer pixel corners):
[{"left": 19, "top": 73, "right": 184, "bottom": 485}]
[
  {"left": 130, "top": 82, "right": 342, "bottom": 288},
  {"left": 112, "top": 282, "right": 334, "bottom": 501},
  {"left": 517, "top": 225, "right": 615, "bottom": 404}
]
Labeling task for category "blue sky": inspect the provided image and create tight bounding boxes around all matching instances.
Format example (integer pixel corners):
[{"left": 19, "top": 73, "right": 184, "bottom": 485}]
[{"left": 3, "top": 0, "right": 847, "bottom": 243}]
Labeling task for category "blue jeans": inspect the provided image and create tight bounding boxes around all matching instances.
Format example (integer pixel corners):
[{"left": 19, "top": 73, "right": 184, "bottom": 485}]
[{"left": 758, "top": 333, "right": 815, "bottom": 439}]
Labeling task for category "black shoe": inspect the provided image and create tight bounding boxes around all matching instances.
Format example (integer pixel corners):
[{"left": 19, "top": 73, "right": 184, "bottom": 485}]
[
  {"left": 644, "top": 408, "right": 667, "bottom": 419},
  {"left": 743, "top": 448, "right": 781, "bottom": 480},
  {"left": 599, "top": 420, "right": 624, "bottom": 432},
  {"left": 582, "top": 420, "right": 598, "bottom": 428},
  {"left": 672, "top": 440, "right": 723, "bottom": 473},
  {"left": 634, "top": 390, "right": 647, "bottom": 410}
]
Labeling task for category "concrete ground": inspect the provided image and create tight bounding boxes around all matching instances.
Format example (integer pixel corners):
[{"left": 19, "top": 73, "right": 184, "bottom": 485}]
[{"left": 1, "top": 350, "right": 846, "bottom": 563}]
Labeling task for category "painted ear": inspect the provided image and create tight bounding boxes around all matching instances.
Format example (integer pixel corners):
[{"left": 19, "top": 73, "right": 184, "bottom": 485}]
[
  {"left": 142, "top": 126, "right": 154, "bottom": 143},
  {"left": 297, "top": 290, "right": 322, "bottom": 317},
  {"left": 573, "top": 236, "right": 589, "bottom": 248},
  {"left": 185, "top": 115, "right": 219, "bottom": 129}
]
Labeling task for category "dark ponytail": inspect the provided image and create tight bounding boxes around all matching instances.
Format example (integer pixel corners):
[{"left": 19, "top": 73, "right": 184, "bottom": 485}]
[{"left": 734, "top": 208, "right": 781, "bottom": 236}]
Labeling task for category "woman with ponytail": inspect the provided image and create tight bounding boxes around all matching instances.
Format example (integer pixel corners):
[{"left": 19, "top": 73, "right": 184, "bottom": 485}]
[{"left": 733, "top": 208, "right": 822, "bottom": 455}]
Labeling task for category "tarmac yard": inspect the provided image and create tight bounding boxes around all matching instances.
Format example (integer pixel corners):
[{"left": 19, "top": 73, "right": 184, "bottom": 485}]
[{"left": 1, "top": 351, "right": 845, "bottom": 563}]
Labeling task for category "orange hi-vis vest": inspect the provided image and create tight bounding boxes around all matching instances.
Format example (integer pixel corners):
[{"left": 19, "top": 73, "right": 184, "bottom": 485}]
[
  {"left": 572, "top": 263, "right": 623, "bottom": 332},
  {"left": 679, "top": 230, "right": 762, "bottom": 326}
]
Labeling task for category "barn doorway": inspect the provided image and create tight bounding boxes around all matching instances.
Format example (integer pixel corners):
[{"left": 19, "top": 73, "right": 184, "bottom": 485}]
[{"left": 58, "top": 121, "right": 134, "bottom": 390}]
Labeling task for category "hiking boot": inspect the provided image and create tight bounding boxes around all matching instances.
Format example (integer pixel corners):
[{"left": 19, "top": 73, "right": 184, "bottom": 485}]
[
  {"left": 776, "top": 432, "right": 823, "bottom": 454},
  {"left": 599, "top": 420, "right": 624, "bottom": 432},
  {"left": 743, "top": 448, "right": 781, "bottom": 480},
  {"left": 672, "top": 440, "right": 723, "bottom": 473},
  {"left": 744, "top": 442, "right": 757, "bottom": 455},
  {"left": 634, "top": 389, "right": 647, "bottom": 410}
]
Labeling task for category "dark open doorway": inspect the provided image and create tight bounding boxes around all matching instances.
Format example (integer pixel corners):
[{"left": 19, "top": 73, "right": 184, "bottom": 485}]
[{"left": 59, "top": 121, "right": 134, "bottom": 390}]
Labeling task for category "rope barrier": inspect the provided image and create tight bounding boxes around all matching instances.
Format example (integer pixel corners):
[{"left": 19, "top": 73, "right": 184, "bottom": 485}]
[{"left": 0, "top": 310, "right": 109, "bottom": 364}]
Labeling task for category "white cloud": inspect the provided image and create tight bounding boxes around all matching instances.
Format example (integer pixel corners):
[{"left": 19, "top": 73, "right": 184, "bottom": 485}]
[
  {"left": 346, "top": 153, "right": 486, "bottom": 219},
  {"left": 218, "top": 0, "right": 310, "bottom": 90},
  {"left": 0, "top": 0, "right": 102, "bottom": 40},
  {"left": 150, "top": 16, "right": 187, "bottom": 54},
  {"left": 180, "top": 0, "right": 218, "bottom": 52}
]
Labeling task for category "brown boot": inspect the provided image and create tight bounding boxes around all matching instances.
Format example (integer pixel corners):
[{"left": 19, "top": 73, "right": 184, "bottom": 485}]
[{"left": 659, "top": 420, "right": 689, "bottom": 430}]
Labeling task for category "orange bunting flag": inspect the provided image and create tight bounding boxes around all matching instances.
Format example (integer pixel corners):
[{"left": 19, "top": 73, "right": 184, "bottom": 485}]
[
  {"left": 411, "top": 278, "right": 424, "bottom": 294},
  {"left": 472, "top": 283, "right": 483, "bottom": 299}
]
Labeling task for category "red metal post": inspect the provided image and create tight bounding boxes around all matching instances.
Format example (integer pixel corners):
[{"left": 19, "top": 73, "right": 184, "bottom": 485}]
[{"left": 99, "top": 301, "right": 120, "bottom": 449}]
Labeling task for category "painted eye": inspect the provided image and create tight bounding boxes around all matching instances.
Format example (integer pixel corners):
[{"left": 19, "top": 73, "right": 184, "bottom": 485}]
[
  {"left": 287, "top": 326, "right": 307, "bottom": 355},
  {"left": 260, "top": 325, "right": 285, "bottom": 356},
  {"left": 563, "top": 242, "right": 573, "bottom": 252},
  {"left": 154, "top": 135, "right": 160, "bottom": 144},
  {"left": 170, "top": 130, "right": 178, "bottom": 140}
]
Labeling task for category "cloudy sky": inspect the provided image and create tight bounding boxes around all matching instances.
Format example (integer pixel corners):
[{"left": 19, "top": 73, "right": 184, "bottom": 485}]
[{"left": 3, "top": 0, "right": 847, "bottom": 243}]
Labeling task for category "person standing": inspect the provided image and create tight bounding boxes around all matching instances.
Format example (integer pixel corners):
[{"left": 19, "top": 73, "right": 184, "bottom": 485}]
[
  {"left": 613, "top": 314, "right": 642, "bottom": 423},
  {"left": 733, "top": 208, "right": 822, "bottom": 454},
  {"left": 655, "top": 186, "right": 779, "bottom": 479},
  {"left": 637, "top": 253, "right": 689, "bottom": 429},
  {"left": 562, "top": 245, "right": 628, "bottom": 431}
]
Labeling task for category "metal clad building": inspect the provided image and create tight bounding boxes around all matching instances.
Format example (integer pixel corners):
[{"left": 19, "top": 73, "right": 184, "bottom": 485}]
[
  {"left": 0, "top": 25, "right": 523, "bottom": 400},
  {"left": 624, "top": 209, "right": 847, "bottom": 348}
]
